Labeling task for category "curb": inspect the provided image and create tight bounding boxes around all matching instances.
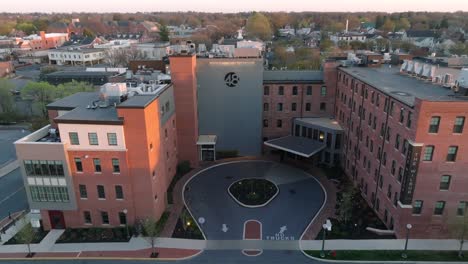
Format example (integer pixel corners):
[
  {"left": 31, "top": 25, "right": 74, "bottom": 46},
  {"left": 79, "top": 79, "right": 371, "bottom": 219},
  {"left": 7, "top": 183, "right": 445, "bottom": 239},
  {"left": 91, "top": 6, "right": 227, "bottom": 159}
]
[{"left": 227, "top": 178, "right": 279, "bottom": 208}]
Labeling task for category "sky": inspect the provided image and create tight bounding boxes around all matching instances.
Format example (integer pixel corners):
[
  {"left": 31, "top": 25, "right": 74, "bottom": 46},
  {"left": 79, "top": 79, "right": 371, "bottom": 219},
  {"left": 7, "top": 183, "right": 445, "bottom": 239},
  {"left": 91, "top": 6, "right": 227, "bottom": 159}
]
[{"left": 1, "top": 0, "right": 467, "bottom": 13}]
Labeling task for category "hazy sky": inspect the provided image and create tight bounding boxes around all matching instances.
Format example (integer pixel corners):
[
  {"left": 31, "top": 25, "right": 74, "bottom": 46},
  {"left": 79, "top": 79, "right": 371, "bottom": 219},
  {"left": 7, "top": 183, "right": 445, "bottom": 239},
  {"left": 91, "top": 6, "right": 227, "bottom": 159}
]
[{"left": 2, "top": 0, "right": 467, "bottom": 13}]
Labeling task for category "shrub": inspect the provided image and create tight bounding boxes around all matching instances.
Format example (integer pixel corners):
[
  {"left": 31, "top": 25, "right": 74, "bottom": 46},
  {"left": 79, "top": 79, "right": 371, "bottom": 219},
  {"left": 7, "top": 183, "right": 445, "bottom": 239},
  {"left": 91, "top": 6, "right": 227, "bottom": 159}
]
[{"left": 216, "top": 150, "right": 239, "bottom": 159}]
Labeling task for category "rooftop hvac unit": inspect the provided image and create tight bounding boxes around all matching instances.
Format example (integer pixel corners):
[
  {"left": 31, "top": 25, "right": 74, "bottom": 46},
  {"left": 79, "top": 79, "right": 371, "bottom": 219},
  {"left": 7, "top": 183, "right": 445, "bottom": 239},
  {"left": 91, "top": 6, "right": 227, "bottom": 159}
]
[
  {"left": 406, "top": 61, "right": 414, "bottom": 73},
  {"left": 435, "top": 76, "right": 442, "bottom": 84},
  {"left": 422, "top": 64, "right": 431, "bottom": 78},
  {"left": 414, "top": 62, "right": 422, "bottom": 76},
  {"left": 400, "top": 60, "right": 408, "bottom": 72},
  {"left": 443, "top": 74, "right": 453, "bottom": 88}
]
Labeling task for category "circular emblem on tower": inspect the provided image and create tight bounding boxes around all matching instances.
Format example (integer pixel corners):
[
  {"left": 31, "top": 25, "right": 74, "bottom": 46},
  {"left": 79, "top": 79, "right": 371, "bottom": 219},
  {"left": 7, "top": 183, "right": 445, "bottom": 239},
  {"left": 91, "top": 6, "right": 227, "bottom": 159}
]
[{"left": 224, "top": 72, "right": 239, "bottom": 87}]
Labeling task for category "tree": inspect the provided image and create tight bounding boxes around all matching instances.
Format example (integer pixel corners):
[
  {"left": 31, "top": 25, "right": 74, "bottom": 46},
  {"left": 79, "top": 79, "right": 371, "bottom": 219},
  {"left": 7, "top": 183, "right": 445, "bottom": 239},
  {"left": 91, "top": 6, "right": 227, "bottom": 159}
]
[
  {"left": 375, "top": 15, "right": 384, "bottom": 29},
  {"left": 0, "top": 79, "right": 15, "bottom": 114},
  {"left": 396, "top": 18, "right": 411, "bottom": 31},
  {"left": 450, "top": 43, "right": 468, "bottom": 56},
  {"left": 159, "top": 24, "right": 170, "bottom": 42},
  {"left": 319, "top": 38, "right": 334, "bottom": 52},
  {"left": 440, "top": 17, "right": 449, "bottom": 29},
  {"left": 448, "top": 203, "right": 468, "bottom": 259},
  {"left": 56, "top": 81, "right": 95, "bottom": 98},
  {"left": 15, "top": 222, "right": 36, "bottom": 257},
  {"left": 82, "top": 28, "right": 95, "bottom": 38},
  {"left": 21, "top": 82, "right": 56, "bottom": 119},
  {"left": 143, "top": 218, "right": 159, "bottom": 258},
  {"left": 16, "top": 22, "right": 36, "bottom": 35},
  {"left": 246, "top": 12, "right": 272, "bottom": 40},
  {"left": 381, "top": 20, "right": 396, "bottom": 33}
]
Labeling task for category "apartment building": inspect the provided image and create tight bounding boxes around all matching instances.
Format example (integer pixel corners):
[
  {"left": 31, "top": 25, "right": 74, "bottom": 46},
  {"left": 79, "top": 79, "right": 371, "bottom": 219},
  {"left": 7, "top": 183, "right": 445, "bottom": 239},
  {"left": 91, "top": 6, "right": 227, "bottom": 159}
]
[
  {"left": 15, "top": 83, "right": 178, "bottom": 229},
  {"left": 335, "top": 65, "right": 468, "bottom": 238},
  {"left": 48, "top": 48, "right": 105, "bottom": 66}
]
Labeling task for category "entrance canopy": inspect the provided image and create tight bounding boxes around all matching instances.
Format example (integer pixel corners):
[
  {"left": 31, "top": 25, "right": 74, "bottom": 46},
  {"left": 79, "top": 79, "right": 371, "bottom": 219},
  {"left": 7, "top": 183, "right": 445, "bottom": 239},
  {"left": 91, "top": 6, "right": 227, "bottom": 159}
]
[
  {"left": 197, "top": 135, "right": 217, "bottom": 145},
  {"left": 264, "top": 136, "right": 326, "bottom": 158}
]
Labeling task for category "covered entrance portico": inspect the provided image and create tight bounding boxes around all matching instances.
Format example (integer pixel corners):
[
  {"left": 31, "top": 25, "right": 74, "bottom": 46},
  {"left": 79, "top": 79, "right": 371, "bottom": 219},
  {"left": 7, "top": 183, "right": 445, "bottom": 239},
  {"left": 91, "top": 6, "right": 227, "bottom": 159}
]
[
  {"left": 197, "top": 135, "right": 217, "bottom": 161},
  {"left": 264, "top": 135, "right": 325, "bottom": 164}
]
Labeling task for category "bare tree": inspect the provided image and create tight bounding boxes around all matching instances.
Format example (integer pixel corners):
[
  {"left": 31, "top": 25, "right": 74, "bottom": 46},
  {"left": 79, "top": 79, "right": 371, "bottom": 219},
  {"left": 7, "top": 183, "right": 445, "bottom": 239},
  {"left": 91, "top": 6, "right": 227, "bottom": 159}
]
[
  {"left": 105, "top": 48, "right": 148, "bottom": 67},
  {"left": 143, "top": 218, "right": 159, "bottom": 258}
]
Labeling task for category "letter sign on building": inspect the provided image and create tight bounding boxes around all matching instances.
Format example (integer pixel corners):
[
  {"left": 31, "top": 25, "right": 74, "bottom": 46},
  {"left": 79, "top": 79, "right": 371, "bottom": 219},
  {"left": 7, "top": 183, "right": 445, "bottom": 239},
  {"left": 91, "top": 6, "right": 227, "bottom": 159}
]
[
  {"left": 399, "top": 142, "right": 423, "bottom": 205},
  {"left": 224, "top": 72, "right": 239, "bottom": 87}
]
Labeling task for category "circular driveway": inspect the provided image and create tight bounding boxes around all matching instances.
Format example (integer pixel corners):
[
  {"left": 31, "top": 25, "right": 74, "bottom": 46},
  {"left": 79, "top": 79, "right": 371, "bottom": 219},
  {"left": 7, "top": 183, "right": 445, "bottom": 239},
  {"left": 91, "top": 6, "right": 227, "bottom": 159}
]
[{"left": 183, "top": 160, "right": 326, "bottom": 241}]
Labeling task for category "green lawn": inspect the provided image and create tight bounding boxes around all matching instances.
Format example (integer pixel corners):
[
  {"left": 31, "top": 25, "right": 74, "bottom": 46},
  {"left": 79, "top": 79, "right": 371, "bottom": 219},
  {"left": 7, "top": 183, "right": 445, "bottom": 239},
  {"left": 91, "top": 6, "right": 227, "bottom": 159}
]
[{"left": 305, "top": 250, "right": 467, "bottom": 262}]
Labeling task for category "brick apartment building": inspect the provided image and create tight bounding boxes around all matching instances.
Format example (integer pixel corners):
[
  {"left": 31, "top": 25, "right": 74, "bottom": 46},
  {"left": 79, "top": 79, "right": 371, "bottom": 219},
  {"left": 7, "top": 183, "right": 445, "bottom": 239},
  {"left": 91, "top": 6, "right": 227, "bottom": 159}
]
[{"left": 14, "top": 51, "right": 468, "bottom": 238}]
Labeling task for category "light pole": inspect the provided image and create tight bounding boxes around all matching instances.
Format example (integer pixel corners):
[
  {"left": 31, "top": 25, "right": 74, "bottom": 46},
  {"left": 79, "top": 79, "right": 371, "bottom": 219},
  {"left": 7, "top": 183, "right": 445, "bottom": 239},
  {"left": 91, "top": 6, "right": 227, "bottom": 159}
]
[
  {"left": 123, "top": 209, "right": 129, "bottom": 240},
  {"left": 320, "top": 219, "right": 332, "bottom": 258},
  {"left": 402, "top": 224, "right": 412, "bottom": 259}
]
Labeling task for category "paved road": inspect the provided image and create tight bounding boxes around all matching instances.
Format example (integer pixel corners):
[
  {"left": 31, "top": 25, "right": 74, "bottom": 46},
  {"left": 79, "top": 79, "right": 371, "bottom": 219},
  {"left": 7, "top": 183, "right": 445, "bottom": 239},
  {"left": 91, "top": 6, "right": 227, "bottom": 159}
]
[
  {"left": 0, "top": 168, "right": 28, "bottom": 220},
  {"left": 0, "top": 129, "right": 30, "bottom": 220},
  {"left": 0, "top": 129, "right": 29, "bottom": 166},
  {"left": 185, "top": 161, "right": 325, "bottom": 241},
  {"left": 2, "top": 250, "right": 326, "bottom": 264}
]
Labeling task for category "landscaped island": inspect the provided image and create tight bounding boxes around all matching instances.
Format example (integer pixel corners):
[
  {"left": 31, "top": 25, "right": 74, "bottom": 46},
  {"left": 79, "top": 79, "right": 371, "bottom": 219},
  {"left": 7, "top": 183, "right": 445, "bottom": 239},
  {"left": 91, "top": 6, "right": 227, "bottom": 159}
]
[{"left": 229, "top": 178, "right": 278, "bottom": 207}]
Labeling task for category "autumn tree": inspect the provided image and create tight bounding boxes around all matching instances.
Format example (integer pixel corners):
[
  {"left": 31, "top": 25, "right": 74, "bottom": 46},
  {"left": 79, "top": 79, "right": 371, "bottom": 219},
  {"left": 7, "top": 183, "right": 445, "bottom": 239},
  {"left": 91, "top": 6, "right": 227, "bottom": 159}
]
[{"left": 246, "top": 12, "right": 272, "bottom": 41}]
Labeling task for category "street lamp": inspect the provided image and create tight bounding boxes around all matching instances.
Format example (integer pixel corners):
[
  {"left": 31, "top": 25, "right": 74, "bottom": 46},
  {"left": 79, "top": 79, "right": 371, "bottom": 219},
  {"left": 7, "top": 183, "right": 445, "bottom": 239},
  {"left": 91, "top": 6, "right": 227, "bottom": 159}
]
[
  {"left": 320, "top": 219, "right": 332, "bottom": 258},
  {"left": 123, "top": 209, "right": 129, "bottom": 240},
  {"left": 402, "top": 223, "right": 412, "bottom": 259}
]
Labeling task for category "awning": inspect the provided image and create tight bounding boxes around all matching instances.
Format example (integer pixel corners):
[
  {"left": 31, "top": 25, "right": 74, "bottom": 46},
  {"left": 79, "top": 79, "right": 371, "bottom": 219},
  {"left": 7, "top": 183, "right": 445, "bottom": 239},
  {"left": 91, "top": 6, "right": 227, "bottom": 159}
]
[
  {"left": 264, "top": 136, "right": 326, "bottom": 158},
  {"left": 197, "top": 135, "right": 217, "bottom": 145}
]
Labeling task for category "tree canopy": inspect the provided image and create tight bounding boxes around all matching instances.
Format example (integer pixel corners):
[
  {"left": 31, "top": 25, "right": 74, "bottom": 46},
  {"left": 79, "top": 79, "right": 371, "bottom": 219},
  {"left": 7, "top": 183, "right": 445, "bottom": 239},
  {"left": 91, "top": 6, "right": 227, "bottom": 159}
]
[{"left": 246, "top": 12, "right": 272, "bottom": 41}]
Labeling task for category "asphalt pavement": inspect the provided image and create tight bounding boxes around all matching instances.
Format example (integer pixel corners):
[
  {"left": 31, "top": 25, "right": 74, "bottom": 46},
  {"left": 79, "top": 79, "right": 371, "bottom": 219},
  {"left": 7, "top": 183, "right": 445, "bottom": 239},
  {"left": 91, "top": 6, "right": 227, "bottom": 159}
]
[
  {"left": 0, "top": 168, "right": 28, "bottom": 221},
  {"left": 0, "top": 129, "right": 29, "bottom": 166},
  {"left": 184, "top": 161, "right": 326, "bottom": 241}
]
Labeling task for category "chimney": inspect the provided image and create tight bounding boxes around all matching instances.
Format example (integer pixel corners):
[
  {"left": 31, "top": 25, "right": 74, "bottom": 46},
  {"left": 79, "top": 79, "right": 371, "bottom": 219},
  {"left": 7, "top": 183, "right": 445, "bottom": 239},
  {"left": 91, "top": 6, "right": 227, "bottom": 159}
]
[
  {"left": 40, "top": 31, "right": 46, "bottom": 41},
  {"left": 345, "top": 20, "right": 349, "bottom": 33}
]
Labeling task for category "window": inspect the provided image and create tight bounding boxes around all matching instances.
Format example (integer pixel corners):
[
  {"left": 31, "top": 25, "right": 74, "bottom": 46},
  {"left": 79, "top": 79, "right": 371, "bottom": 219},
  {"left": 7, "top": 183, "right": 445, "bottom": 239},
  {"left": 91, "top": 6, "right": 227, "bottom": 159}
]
[
  {"left": 97, "top": 185, "right": 105, "bottom": 199},
  {"left": 413, "top": 200, "right": 423, "bottom": 214},
  {"left": 79, "top": 184, "right": 87, "bottom": 199},
  {"left": 69, "top": 132, "right": 79, "bottom": 145},
  {"left": 389, "top": 101, "right": 394, "bottom": 116},
  {"left": 278, "top": 86, "right": 284, "bottom": 95},
  {"left": 440, "top": 175, "right": 451, "bottom": 190},
  {"left": 93, "top": 158, "right": 101, "bottom": 173},
  {"left": 292, "top": 86, "right": 298, "bottom": 95},
  {"left": 112, "top": 159, "right": 120, "bottom": 173},
  {"left": 74, "top": 158, "right": 83, "bottom": 172},
  {"left": 406, "top": 112, "right": 413, "bottom": 128},
  {"left": 107, "top": 133, "right": 117, "bottom": 146},
  {"left": 263, "top": 103, "right": 269, "bottom": 111},
  {"left": 423, "top": 146, "right": 434, "bottom": 161},
  {"left": 402, "top": 139, "right": 409, "bottom": 155},
  {"left": 446, "top": 146, "right": 458, "bottom": 162},
  {"left": 305, "top": 103, "right": 311, "bottom": 111},
  {"left": 395, "top": 134, "right": 401, "bottom": 150},
  {"left": 398, "top": 167, "right": 403, "bottom": 182},
  {"left": 320, "top": 86, "right": 327, "bottom": 96},
  {"left": 88, "top": 133, "right": 98, "bottom": 145},
  {"left": 320, "top": 102, "right": 326, "bottom": 111},
  {"left": 263, "top": 119, "right": 268, "bottom": 128},
  {"left": 263, "top": 86, "right": 269, "bottom": 95},
  {"left": 387, "top": 185, "right": 392, "bottom": 198},
  {"left": 119, "top": 212, "right": 127, "bottom": 225},
  {"left": 429, "top": 116, "right": 441, "bottom": 133},
  {"left": 306, "top": 86, "right": 312, "bottom": 95},
  {"left": 84, "top": 211, "right": 92, "bottom": 224},
  {"left": 393, "top": 193, "right": 399, "bottom": 207},
  {"left": 434, "top": 201, "right": 446, "bottom": 215},
  {"left": 385, "top": 126, "right": 391, "bottom": 141},
  {"left": 454, "top": 116, "right": 465, "bottom": 133},
  {"left": 277, "top": 103, "right": 283, "bottom": 111},
  {"left": 391, "top": 160, "right": 396, "bottom": 175},
  {"left": 457, "top": 201, "right": 467, "bottom": 216},
  {"left": 399, "top": 109, "right": 405, "bottom": 123},
  {"left": 291, "top": 103, "right": 297, "bottom": 111},
  {"left": 276, "top": 119, "right": 282, "bottom": 128},
  {"left": 115, "top": 185, "right": 124, "bottom": 199},
  {"left": 101, "top": 211, "right": 109, "bottom": 224}
]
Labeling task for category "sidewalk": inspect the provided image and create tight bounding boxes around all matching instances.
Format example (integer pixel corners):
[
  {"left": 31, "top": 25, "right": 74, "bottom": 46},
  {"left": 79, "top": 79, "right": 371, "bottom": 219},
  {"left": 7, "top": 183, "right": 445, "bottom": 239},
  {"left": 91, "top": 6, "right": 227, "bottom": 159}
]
[{"left": 0, "top": 160, "right": 19, "bottom": 178}]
